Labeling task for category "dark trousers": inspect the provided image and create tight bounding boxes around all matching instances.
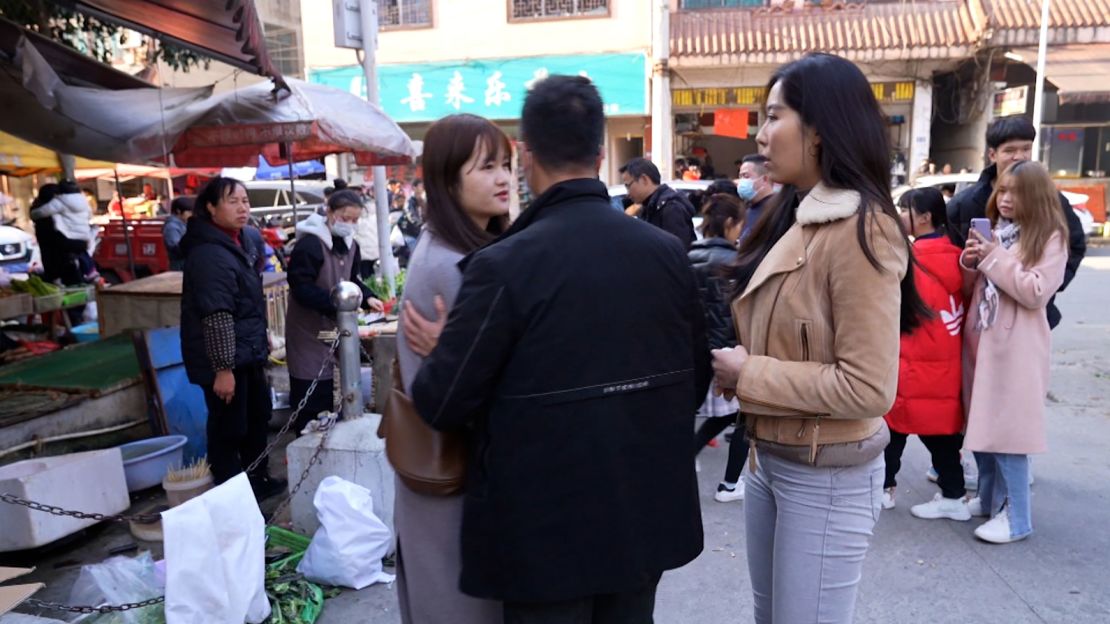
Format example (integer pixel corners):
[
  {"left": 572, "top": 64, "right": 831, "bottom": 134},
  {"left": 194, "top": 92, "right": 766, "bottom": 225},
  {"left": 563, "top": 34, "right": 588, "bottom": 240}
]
[
  {"left": 884, "top": 429, "right": 965, "bottom": 499},
  {"left": 289, "top": 376, "right": 335, "bottom": 433},
  {"left": 694, "top": 413, "right": 748, "bottom": 484},
  {"left": 504, "top": 581, "right": 659, "bottom": 624},
  {"left": 202, "top": 363, "right": 273, "bottom": 485}
]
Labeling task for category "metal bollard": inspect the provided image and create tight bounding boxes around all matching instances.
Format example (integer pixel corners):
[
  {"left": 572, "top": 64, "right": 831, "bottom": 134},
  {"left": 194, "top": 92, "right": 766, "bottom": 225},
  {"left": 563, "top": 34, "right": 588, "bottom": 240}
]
[{"left": 331, "top": 281, "right": 363, "bottom": 420}]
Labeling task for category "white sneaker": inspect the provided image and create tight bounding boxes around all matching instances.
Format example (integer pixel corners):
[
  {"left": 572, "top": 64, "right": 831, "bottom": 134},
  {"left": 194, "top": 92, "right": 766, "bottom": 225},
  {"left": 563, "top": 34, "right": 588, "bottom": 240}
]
[
  {"left": 882, "top": 487, "right": 896, "bottom": 510},
  {"left": 974, "top": 508, "right": 1030, "bottom": 544},
  {"left": 910, "top": 493, "right": 971, "bottom": 521},
  {"left": 714, "top": 478, "right": 745, "bottom": 503},
  {"left": 966, "top": 497, "right": 989, "bottom": 517}
]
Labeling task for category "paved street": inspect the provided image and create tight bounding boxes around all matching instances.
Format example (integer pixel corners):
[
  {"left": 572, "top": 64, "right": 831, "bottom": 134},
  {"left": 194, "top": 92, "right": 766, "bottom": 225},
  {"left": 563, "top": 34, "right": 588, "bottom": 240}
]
[{"left": 319, "top": 247, "right": 1110, "bottom": 624}]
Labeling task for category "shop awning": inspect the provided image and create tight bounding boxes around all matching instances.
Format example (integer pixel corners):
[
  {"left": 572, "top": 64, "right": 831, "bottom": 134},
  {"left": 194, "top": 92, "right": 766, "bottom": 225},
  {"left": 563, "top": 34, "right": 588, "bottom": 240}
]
[
  {"left": 1013, "top": 44, "right": 1110, "bottom": 103},
  {"left": 0, "top": 131, "right": 114, "bottom": 176},
  {"left": 64, "top": 0, "right": 284, "bottom": 87}
]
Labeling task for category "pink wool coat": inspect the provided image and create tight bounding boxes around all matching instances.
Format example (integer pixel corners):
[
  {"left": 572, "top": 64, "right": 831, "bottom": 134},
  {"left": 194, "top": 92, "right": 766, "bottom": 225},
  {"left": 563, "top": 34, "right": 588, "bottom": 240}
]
[{"left": 961, "top": 232, "right": 1067, "bottom": 455}]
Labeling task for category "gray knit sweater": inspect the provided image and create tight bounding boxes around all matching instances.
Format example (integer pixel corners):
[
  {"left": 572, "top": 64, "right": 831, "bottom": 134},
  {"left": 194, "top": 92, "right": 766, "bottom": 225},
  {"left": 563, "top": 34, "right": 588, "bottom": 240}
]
[{"left": 396, "top": 231, "right": 465, "bottom": 395}]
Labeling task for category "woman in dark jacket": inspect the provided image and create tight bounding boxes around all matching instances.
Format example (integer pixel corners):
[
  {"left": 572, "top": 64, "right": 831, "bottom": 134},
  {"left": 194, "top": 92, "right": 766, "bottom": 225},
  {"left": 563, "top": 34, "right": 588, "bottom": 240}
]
[
  {"left": 180, "top": 176, "right": 283, "bottom": 497},
  {"left": 690, "top": 193, "right": 750, "bottom": 502},
  {"left": 285, "top": 189, "right": 381, "bottom": 430}
]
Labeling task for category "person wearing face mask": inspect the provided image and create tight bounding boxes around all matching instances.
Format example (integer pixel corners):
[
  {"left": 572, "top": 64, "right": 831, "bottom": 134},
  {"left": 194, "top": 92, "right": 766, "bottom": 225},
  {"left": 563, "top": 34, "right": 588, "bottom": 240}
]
[
  {"left": 285, "top": 189, "right": 383, "bottom": 431},
  {"left": 736, "top": 154, "right": 775, "bottom": 241}
]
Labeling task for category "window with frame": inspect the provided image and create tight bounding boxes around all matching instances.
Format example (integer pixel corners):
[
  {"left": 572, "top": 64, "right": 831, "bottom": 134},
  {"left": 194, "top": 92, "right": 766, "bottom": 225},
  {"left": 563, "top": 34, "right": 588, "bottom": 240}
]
[
  {"left": 377, "top": 0, "right": 433, "bottom": 29},
  {"left": 511, "top": 0, "right": 610, "bottom": 21},
  {"left": 263, "top": 24, "right": 302, "bottom": 76}
]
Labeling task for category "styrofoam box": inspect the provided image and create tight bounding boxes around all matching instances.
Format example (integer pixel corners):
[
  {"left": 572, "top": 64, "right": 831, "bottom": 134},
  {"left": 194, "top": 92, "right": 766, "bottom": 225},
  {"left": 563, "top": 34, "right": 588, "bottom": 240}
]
[
  {"left": 287, "top": 415, "right": 395, "bottom": 549},
  {"left": 0, "top": 449, "right": 129, "bottom": 552}
]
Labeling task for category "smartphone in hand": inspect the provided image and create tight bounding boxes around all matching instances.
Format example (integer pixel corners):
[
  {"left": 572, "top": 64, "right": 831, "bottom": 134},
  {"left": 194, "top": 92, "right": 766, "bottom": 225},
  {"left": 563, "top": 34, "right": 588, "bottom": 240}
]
[{"left": 970, "top": 218, "right": 993, "bottom": 241}]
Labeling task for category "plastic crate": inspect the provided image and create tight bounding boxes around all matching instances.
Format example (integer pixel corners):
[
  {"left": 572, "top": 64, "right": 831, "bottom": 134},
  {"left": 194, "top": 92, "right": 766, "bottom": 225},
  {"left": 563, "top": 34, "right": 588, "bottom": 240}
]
[
  {"left": 32, "top": 292, "right": 64, "bottom": 313},
  {"left": 0, "top": 293, "right": 33, "bottom": 320}
]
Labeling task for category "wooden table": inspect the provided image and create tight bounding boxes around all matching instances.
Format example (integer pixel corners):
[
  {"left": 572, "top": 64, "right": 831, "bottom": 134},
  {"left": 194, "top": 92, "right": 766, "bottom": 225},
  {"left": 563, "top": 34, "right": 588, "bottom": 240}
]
[{"left": 97, "top": 271, "right": 288, "bottom": 337}]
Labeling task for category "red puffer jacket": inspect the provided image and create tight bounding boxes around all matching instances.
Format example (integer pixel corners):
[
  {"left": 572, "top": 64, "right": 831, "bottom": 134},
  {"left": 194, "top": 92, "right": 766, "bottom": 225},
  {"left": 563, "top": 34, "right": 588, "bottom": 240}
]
[{"left": 884, "top": 234, "right": 965, "bottom": 436}]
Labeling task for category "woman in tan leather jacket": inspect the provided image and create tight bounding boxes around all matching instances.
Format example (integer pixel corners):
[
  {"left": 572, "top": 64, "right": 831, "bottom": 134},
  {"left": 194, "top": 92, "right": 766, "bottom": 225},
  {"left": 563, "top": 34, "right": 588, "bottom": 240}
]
[{"left": 711, "top": 54, "right": 930, "bottom": 624}]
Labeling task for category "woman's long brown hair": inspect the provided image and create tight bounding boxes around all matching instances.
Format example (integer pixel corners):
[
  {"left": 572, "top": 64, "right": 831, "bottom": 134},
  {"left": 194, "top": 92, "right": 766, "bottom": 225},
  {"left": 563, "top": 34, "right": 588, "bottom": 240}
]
[
  {"left": 421, "top": 114, "right": 511, "bottom": 254},
  {"left": 986, "top": 161, "right": 1067, "bottom": 267}
]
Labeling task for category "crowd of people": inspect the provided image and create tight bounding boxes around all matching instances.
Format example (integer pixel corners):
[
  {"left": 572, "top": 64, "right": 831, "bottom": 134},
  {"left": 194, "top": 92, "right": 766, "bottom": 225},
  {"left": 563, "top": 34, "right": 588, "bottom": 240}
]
[{"left": 20, "top": 48, "right": 1086, "bottom": 624}]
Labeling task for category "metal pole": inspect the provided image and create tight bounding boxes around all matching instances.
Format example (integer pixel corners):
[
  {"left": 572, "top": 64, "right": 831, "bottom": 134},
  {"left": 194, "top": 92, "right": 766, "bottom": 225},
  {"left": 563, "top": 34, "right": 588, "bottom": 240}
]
[
  {"left": 1031, "top": 0, "right": 1052, "bottom": 162},
  {"left": 331, "top": 281, "right": 363, "bottom": 419},
  {"left": 113, "top": 167, "right": 137, "bottom": 279},
  {"left": 359, "top": 0, "right": 396, "bottom": 297},
  {"left": 650, "top": 0, "right": 673, "bottom": 181},
  {"left": 286, "top": 142, "right": 298, "bottom": 225}
]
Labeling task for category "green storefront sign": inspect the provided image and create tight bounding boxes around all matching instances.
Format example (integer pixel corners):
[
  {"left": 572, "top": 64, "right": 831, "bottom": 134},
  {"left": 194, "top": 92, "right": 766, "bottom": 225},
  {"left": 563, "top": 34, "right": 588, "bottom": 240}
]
[{"left": 309, "top": 52, "right": 647, "bottom": 123}]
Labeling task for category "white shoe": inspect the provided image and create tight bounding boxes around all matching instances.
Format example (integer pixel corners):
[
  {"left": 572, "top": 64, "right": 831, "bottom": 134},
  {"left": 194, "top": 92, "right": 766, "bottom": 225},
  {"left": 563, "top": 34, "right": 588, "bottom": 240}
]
[
  {"left": 974, "top": 508, "right": 1030, "bottom": 544},
  {"left": 966, "top": 497, "right": 989, "bottom": 517},
  {"left": 910, "top": 493, "right": 971, "bottom": 521},
  {"left": 714, "top": 478, "right": 745, "bottom": 503},
  {"left": 882, "top": 487, "right": 896, "bottom": 510}
]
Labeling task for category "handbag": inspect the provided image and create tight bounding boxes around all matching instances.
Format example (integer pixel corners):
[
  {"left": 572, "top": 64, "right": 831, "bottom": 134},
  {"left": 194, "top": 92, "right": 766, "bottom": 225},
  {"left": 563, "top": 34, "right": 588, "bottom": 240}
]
[{"left": 376, "top": 358, "right": 467, "bottom": 496}]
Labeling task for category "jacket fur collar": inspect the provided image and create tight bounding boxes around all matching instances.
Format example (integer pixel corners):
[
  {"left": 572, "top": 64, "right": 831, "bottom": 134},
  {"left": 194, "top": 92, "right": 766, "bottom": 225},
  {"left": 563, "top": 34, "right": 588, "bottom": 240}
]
[{"left": 795, "top": 183, "right": 860, "bottom": 225}]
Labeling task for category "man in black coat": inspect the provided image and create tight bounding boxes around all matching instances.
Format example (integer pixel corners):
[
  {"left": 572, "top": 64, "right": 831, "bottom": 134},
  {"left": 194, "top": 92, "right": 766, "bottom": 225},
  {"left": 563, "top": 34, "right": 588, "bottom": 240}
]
[
  {"left": 947, "top": 115, "right": 1086, "bottom": 329},
  {"left": 410, "top": 76, "right": 710, "bottom": 621},
  {"left": 620, "top": 157, "right": 697, "bottom": 248}
]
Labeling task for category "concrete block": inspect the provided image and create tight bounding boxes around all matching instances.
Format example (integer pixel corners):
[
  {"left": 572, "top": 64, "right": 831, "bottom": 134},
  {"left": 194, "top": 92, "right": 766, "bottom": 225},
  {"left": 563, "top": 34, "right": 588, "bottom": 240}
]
[
  {"left": 0, "top": 449, "right": 129, "bottom": 552},
  {"left": 0, "top": 614, "right": 68, "bottom": 624},
  {"left": 286, "top": 415, "right": 395, "bottom": 545}
]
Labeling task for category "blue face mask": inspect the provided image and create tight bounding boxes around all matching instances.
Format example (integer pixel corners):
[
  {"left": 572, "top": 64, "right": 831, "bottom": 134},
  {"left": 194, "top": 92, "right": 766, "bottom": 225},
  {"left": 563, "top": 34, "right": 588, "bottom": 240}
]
[{"left": 737, "top": 178, "right": 758, "bottom": 201}]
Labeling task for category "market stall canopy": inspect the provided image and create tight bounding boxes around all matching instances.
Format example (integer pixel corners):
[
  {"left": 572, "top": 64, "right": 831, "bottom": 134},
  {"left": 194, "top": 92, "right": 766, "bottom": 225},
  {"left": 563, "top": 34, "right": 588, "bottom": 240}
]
[
  {"left": 160, "top": 78, "right": 420, "bottom": 168},
  {"left": 254, "top": 155, "right": 325, "bottom": 180},
  {"left": 74, "top": 164, "right": 220, "bottom": 181},
  {"left": 0, "top": 35, "right": 213, "bottom": 164},
  {"left": 64, "top": 0, "right": 284, "bottom": 87},
  {"left": 0, "top": 131, "right": 113, "bottom": 176}
]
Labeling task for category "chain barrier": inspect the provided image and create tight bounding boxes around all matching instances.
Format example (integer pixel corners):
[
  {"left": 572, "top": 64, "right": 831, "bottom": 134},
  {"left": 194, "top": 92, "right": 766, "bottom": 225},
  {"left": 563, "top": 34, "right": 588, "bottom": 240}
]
[{"left": 24, "top": 596, "right": 165, "bottom": 614}]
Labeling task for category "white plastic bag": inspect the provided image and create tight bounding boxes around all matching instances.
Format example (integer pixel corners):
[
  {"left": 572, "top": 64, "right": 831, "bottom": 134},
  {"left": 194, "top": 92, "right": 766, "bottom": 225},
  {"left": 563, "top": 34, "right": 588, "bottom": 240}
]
[
  {"left": 161, "top": 473, "right": 271, "bottom": 624},
  {"left": 68, "top": 552, "right": 164, "bottom": 624},
  {"left": 297, "top": 476, "right": 395, "bottom": 589}
]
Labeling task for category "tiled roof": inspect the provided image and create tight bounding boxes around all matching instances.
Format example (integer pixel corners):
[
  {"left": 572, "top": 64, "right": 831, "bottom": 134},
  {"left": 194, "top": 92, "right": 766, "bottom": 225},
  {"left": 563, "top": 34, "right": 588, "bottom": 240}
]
[
  {"left": 670, "top": 2, "right": 988, "bottom": 62},
  {"left": 986, "top": 0, "right": 1110, "bottom": 29}
]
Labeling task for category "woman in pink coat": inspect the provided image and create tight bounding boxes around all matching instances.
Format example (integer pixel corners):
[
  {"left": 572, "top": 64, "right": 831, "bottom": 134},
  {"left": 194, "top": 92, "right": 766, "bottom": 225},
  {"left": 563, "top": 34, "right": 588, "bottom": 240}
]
[{"left": 960, "top": 160, "right": 1069, "bottom": 544}]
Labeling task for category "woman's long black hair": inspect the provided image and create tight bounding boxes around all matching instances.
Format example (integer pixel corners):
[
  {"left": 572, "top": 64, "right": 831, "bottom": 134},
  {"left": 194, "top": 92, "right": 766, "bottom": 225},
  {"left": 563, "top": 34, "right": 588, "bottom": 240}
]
[{"left": 730, "top": 53, "right": 931, "bottom": 333}]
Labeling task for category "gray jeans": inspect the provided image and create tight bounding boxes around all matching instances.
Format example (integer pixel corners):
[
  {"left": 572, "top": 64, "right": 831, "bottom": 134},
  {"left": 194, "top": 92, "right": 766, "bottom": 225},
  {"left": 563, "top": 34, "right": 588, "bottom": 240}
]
[{"left": 745, "top": 450, "right": 883, "bottom": 624}]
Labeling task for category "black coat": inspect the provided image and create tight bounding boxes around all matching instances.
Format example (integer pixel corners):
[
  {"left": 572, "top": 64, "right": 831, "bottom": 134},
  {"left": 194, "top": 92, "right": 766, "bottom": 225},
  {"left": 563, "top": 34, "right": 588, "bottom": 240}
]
[
  {"left": 947, "top": 164, "right": 1086, "bottom": 328},
  {"left": 179, "top": 219, "right": 269, "bottom": 385},
  {"left": 639, "top": 184, "right": 697, "bottom": 248},
  {"left": 688, "top": 237, "right": 738, "bottom": 350},
  {"left": 33, "top": 216, "right": 87, "bottom": 285},
  {"left": 412, "top": 179, "right": 710, "bottom": 603}
]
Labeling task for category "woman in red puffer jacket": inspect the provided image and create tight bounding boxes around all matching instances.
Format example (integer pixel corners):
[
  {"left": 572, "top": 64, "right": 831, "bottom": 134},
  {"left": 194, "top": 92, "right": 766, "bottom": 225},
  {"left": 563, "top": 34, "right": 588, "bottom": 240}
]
[{"left": 882, "top": 188, "right": 970, "bottom": 521}]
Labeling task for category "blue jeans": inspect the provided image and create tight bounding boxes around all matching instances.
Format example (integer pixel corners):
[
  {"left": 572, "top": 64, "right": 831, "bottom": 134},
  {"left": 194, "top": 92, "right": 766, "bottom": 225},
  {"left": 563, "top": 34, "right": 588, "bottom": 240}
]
[
  {"left": 745, "top": 451, "right": 883, "bottom": 624},
  {"left": 973, "top": 452, "right": 1033, "bottom": 538}
]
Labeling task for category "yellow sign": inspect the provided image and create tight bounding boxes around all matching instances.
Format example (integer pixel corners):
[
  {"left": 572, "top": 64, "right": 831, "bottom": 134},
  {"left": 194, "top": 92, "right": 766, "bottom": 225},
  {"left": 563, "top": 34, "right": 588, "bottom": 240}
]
[{"left": 673, "top": 81, "right": 915, "bottom": 108}]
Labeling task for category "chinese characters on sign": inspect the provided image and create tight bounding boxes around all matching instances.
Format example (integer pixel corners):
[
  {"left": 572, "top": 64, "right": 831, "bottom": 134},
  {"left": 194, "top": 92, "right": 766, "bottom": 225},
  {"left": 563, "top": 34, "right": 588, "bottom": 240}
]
[
  {"left": 310, "top": 53, "right": 647, "bottom": 122},
  {"left": 672, "top": 82, "right": 916, "bottom": 108}
]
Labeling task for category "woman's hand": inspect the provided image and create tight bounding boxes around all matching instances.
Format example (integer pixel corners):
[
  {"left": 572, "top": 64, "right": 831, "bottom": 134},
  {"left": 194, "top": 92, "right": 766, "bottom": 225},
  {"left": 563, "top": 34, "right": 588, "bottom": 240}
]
[
  {"left": 213, "top": 369, "right": 236, "bottom": 404},
  {"left": 402, "top": 296, "right": 447, "bottom": 357},
  {"left": 971, "top": 228, "right": 998, "bottom": 258},
  {"left": 365, "top": 297, "right": 385, "bottom": 313},
  {"left": 711, "top": 346, "right": 749, "bottom": 400}
]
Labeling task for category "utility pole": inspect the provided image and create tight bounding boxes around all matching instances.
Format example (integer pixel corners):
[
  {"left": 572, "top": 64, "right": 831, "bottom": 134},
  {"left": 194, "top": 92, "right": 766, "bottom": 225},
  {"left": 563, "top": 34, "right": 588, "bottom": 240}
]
[
  {"left": 357, "top": 0, "right": 397, "bottom": 296},
  {"left": 650, "top": 0, "right": 673, "bottom": 181},
  {"left": 1031, "top": 0, "right": 1052, "bottom": 162}
]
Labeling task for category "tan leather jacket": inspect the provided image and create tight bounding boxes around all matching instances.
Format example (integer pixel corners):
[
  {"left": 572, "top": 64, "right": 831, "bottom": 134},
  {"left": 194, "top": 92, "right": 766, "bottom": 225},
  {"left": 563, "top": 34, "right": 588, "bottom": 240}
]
[{"left": 731, "top": 183, "right": 909, "bottom": 460}]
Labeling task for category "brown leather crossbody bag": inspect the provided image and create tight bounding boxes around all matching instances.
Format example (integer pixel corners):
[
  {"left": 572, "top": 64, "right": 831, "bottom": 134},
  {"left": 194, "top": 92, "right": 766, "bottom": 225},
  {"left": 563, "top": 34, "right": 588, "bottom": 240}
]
[{"left": 376, "top": 359, "right": 467, "bottom": 496}]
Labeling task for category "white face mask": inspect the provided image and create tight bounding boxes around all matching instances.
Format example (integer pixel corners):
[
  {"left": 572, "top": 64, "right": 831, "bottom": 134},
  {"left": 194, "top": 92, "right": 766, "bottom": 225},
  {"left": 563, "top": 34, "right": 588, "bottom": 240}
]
[{"left": 330, "top": 222, "right": 355, "bottom": 239}]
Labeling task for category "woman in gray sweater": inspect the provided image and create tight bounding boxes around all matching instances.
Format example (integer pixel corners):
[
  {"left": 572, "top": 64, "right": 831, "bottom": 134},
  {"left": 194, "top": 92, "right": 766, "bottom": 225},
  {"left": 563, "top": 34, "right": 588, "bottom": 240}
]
[{"left": 393, "top": 113, "right": 511, "bottom": 624}]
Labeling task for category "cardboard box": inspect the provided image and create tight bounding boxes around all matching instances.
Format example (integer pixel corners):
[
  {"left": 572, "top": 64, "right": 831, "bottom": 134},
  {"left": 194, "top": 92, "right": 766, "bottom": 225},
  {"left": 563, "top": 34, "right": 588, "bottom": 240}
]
[{"left": 0, "top": 567, "right": 43, "bottom": 616}]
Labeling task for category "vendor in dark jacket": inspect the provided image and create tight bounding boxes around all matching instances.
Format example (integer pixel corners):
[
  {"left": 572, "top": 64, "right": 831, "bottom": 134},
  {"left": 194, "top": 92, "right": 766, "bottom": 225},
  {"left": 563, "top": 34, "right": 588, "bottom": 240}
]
[
  {"left": 689, "top": 194, "right": 750, "bottom": 503},
  {"left": 620, "top": 157, "right": 697, "bottom": 248},
  {"left": 946, "top": 115, "right": 1086, "bottom": 329},
  {"left": 285, "top": 189, "right": 381, "bottom": 430},
  {"left": 409, "top": 76, "right": 710, "bottom": 621},
  {"left": 179, "top": 176, "right": 283, "bottom": 498}
]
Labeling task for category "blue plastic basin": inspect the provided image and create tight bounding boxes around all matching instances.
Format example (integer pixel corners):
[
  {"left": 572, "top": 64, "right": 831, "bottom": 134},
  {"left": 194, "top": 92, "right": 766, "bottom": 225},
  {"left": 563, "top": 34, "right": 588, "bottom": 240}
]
[{"left": 118, "top": 435, "right": 188, "bottom": 492}]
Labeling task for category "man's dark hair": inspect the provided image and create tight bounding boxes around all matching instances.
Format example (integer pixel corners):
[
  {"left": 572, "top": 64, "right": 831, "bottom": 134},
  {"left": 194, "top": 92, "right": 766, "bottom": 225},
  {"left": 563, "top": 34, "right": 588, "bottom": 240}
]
[
  {"left": 741, "top": 154, "right": 770, "bottom": 175},
  {"left": 333, "top": 178, "right": 348, "bottom": 190},
  {"left": 986, "top": 116, "right": 1036, "bottom": 149},
  {"left": 411, "top": 178, "right": 423, "bottom": 188},
  {"left": 619, "top": 158, "right": 661, "bottom": 185},
  {"left": 521, "top": 75, "right": 604, "bottom": 170},
  {"left": 171, "top": 196, "right": 195, "bottom": 216}
]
